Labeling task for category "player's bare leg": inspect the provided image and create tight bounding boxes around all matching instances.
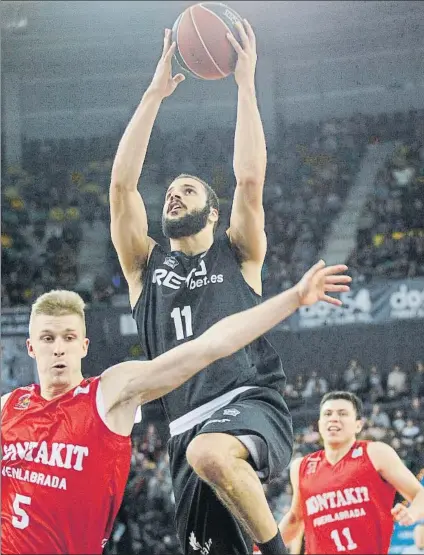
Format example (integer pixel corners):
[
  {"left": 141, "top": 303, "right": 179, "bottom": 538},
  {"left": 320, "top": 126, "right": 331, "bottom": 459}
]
[{"left": 186, "top": 432, "right": 284, "bottom": 549}]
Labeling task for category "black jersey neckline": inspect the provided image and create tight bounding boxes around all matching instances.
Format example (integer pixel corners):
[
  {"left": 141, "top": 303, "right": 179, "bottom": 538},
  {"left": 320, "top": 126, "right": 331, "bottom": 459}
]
[{"left": 169, "top": 249, "right": 208, "bottom": 260}]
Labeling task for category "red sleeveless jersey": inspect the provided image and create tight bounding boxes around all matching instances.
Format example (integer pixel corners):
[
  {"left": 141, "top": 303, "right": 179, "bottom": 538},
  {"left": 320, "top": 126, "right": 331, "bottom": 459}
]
[
  {"left": 299, "top": 441, "right": 396, "bottom": 554},
  {"left": 1, "top": 377, "right": 131, "bottom": 555}
]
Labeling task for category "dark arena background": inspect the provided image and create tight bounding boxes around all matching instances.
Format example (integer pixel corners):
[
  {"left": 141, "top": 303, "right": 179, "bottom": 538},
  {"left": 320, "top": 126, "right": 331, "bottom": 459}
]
[{"left": 1, "top": 1, "right": 424, "bottom": 553}]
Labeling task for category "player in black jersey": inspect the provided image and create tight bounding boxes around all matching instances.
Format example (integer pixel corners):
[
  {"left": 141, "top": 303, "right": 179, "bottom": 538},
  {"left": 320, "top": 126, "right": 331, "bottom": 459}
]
[{"left": 110, "top": 24, "right": 351, "bottom": 555}]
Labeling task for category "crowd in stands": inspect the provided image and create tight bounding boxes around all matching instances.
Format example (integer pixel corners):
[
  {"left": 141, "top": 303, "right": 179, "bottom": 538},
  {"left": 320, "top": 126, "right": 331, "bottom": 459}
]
[
  {"left": 1, "top": 144, "right": 112, "bottom": 306},
  {"left": 105, "top": 358, "right": 424, "bottom": 555},
  {"left": 349, "top": 110, "right": 424, "bottom": 281},
  {"left": 262, "top": 114, "right": 368, "bottom": 296},
  {"left": 2, "top": 109, "right": 423, "bottom": 306}
]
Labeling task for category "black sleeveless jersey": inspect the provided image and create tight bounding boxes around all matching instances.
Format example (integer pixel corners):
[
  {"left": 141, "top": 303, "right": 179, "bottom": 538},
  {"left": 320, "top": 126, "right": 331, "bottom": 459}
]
[{"left": 132, "top": 233, "right": 285, "bottom": 423}]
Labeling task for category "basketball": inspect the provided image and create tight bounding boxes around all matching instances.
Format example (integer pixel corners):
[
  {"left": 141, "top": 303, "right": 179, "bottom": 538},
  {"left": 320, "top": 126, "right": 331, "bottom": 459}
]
[{"left": 172, "top": 2, "right": 243, "bottom": 80}]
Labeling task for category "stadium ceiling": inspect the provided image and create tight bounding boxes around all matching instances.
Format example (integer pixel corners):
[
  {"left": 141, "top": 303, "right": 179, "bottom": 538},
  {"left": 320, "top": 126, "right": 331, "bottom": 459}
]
[{"left": 2, "top": 1, "right": 424, "bottom": 77}]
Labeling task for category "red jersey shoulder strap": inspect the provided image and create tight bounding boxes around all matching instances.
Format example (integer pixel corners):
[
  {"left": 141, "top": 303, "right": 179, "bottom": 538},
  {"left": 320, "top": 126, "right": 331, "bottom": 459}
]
[
  {"left": 1, "top": 386, "right": 36, "bottom": 416},
  {"left": 299, "top": 449, "right": 324, "bottom": 475}
]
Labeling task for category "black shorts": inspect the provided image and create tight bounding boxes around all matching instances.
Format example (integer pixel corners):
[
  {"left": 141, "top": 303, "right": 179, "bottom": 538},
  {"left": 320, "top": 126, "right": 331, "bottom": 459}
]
[{"left": 168, "top": 387, "right": 294, "bottom": 555}]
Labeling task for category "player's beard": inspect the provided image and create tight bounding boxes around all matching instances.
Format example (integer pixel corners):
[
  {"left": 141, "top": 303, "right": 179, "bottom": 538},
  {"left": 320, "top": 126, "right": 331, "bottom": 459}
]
[{"left": 162, "top": 203, "right": 210, "bottom": 239}]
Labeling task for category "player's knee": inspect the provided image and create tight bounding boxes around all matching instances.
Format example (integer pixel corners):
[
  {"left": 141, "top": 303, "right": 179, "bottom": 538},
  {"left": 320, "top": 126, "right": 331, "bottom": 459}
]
[{"left": 186, "top": 435, "right": 231, "bottom": 484}]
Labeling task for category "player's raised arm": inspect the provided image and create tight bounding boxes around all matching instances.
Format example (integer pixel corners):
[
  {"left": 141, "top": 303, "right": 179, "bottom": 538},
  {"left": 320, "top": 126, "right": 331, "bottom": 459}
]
[
  {"left": 279, "top": 457, "right": 305, "bottom": 545},
  {"left": 110, "top": 29, "right": 185, "bottom": 307},
  {"left": 101, "top": 261, "right": 351, "bottom": 434},
  {"left": 226, "top": 20, "right": 267, "bottom": 292},
  {"left": 368, "top": 442, "right": 424, "bottom": 525}
]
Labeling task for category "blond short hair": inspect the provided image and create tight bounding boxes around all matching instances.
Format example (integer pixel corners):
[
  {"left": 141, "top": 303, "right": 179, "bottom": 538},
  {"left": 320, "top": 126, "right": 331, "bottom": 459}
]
[{"left": 30, "top": 290, "right": 86, "bottom": 334}]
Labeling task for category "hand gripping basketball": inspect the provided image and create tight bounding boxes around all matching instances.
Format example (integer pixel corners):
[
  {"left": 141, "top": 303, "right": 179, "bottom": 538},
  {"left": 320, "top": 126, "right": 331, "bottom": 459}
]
[
  {"left": 226, "top": 19, "right": 257, "bottom": 89},
  {"left": 295, "top": 260, "right": 352, "bottom": 307},
  {"left": 150, "top": 29, "right": 185, "bottom": 99}
]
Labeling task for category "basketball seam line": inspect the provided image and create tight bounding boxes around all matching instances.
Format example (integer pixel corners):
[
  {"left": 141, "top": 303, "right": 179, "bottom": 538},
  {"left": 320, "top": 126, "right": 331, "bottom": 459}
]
[
  {"left": 176, "top": 12, "right": 204, "bottom": 80},
  {"left": 199, "top": 3, "right": 238, "bottom": 76},
  {"left": 190, "top": 5, "right": 227, "bottom": 78}
]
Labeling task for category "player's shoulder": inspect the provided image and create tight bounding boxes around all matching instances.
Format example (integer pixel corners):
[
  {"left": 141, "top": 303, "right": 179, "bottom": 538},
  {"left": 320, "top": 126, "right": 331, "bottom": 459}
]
[
  {"left": 286, "top": 456, "right": 304, "bottom": 486},
  {"left": 1, "top": 385, "right": 36, "bottom": 412},
  {"left": 364, "top": 440, "right": 403, "bottom": 476},
  {"left": 290, "top": 455, "right": 304, "bottom": 472},
  {"left": 75, "top": 376, "right": 100, "bottom": 393},
  {"left": 83, "top": 376, "right": 100, "bottom": 385},
  {"left": 302, "top": 448, "right": 324, "bottom": 463},
  {"left": 297, "top": 448, "right": 324, "bottom": 472},
  {"left": 366, "top": 440, "right": 394, "bottom": 455},
  {"left": 366, "top": 440, "right": 397, "bottom": 466},
  {"left": 142, "top": 241, "right": 168, "bottom": 270},
  {"left": 291, "top": 451, "right": 318, "bottom": 473}
]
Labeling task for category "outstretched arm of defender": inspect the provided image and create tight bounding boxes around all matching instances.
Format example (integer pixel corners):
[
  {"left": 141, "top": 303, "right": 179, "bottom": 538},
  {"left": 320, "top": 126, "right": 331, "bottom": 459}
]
[
  {"left": 279, "top": 457, "right": 305, "bottom": 545},
  {"left": 110, "top": 29, "right": 185, "bottom": 306},
  {"left": 101, "top": 261, "right": 351, "bottom": 434}
]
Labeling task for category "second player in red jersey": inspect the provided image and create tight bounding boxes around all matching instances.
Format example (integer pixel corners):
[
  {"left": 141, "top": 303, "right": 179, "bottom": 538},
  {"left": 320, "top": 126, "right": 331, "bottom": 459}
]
[
  {"left": 279, "top": 392, "right": 424, "bottom": 555},
  {"left": 298, "top": 439, "right": 395, "bottom": 554},
  {"left": 2, "top": 260, "right": 351, "bottom": 554}
]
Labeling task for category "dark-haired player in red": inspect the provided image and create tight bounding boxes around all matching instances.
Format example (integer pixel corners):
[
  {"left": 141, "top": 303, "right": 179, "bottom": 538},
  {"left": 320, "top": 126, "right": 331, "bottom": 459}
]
[
  {"left": 278, "top": 391, "right": 424, "bottom": 554},
  {"left": 1, "top": 259, "right": 350, "bottom": 555}
]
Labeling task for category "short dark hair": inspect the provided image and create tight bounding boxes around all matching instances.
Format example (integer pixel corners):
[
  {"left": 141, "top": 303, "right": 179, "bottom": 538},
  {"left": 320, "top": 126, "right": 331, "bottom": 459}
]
[{"left": 320, "top": 391, "right": 363, "bottom": 419}]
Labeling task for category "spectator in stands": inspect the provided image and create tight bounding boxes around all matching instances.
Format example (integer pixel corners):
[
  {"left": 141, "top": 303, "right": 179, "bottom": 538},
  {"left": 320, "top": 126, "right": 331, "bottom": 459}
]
[
  {"left": 91, "top": 275, "right": 114, "bottom": 306},
  {"left": 302, "top": 424, "right": 320, "bottom": 445},
  {"left": 401, "top": 419, "right": 421, "bottom": 445},
  {"left": 348, "top": 366, "right": 369, "bottom": 395},
  {"left": 387, "top": 364, "right": 407, "bottom": 398},
  {"left": 393, "top": 410, "right": 407, "bottom": 433},
  {"left": 411, "top": 361, "right": 424, "bottom": 399},
  {"left": 294, "top": 375, "right": 305, "bottom": 398},
  {"left": 302, "top": 371, "right": 328, "bottom": 399},
  {"left": 408, "top": 398, "right": 424, "bottom": 424},
  {"left": 2, "top": 283, "right": 12, "bottom": 308},
  {"left": 343, "top": 359, "right": 364, "bottom": 389},
  {"left": 363, "top": 418, "right": 387, "bottom": 441},
  {"left": 368, "top": 365, "right": 385, "bottom": 401},
  {"left": 392, "top": 154, "right": 416, "bottom": 187},
  {"left": 370, "top": 404, "right": 391, "bottom": 428},
  {"left": 283, "top": 383, "right": 302, "bottom": 409}
]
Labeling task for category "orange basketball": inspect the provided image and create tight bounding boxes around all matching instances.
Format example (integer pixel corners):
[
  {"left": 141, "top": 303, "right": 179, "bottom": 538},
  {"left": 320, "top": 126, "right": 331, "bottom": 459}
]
[{"left": 172, "top": 2, "right": 243, "bottom": 80}]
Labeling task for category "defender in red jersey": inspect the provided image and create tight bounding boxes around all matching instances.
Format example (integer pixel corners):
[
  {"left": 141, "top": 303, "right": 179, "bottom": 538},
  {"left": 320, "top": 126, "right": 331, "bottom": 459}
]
[
  {"left": 1, "top": 261, "right": 351, "bottom": 554},
  {"left": 279, "top": 392, "right": 424, "bottom": 554}
]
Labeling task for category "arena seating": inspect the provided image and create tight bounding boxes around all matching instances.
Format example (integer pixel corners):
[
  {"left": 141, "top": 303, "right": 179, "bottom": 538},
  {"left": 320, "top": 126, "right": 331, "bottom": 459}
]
[
  {"left": 348, "top": 111, "right": 424, "bottom": 281},
  {"left": 4, "top": 110, "right": 422, "bottom": 306}
]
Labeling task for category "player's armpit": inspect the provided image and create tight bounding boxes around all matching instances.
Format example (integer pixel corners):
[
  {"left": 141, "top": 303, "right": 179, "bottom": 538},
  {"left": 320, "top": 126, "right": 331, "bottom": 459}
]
[
  {"left": 368, "top": 441, "right": 424, "bottom": 504},
  {"left": 279, "top": 457, "right": 305, "bottom": 544},
  {"left": 99, "top": 363, "right": 150, "bottom": 436}
]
